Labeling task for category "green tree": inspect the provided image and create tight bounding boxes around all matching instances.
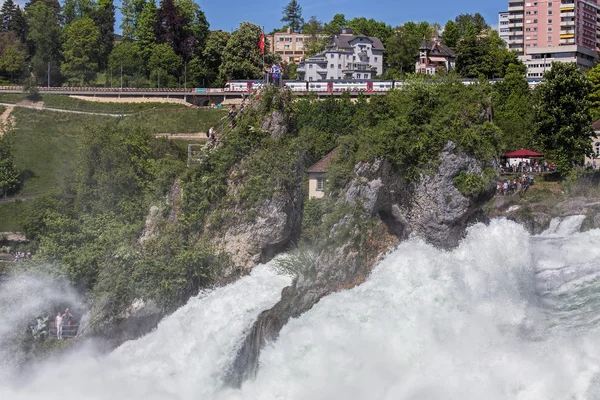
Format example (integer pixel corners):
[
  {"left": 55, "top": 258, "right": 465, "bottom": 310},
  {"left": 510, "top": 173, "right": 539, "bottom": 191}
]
[
  {"left": 346, "top": 17, "right": 393, "bottom": 42},
  {"left": 61, "top": 16, "right": 101, "bottom": 85},
  {"left": 92, "top": 0, "right": 115, "bottom": 70},
  {"left": 535, "top": 62, "right": 594, "bottom": 175},
  {"left": 455, "top": 13, "right": 488, "bottom": 37},
  {"left": 187, "top": 29, "right": 230, "bottom": 87},
  {"left": 455, "top": 30, "right": 520, "bottom": 78},
  {"left": 26, "top": 2, "right": 62, "bottom": 85},
  {"left": 120, "top": 0, "right": 147, "bottom": 40},
  {"left": 323, "top": 13, "right": 346, "bottom": 35},
  {"left": 0, "top": 0, "right": 17, "bottom": 31},
  {"left": 147, "top": 43, "right": 183, "bottom": 87},
  {"left": 587, "top": 63, "right": 600, "bottom": 121},
  {"left": 281, "top": 0, "right": 303, "bottom": 33},
  {"left": 108, "top": 41, "right": 145, "bottom": 85},
  {"left": 0, "top": 32, "right": 27, "bottom": 81},
  {"left": 0, "top": 136, "right": 20, "bottom": 198},
  {"left": 176, "top": 0, "right": 209, "bottom": 52},
  {"left": 386, "top": 21, "right": 435, "bottom": 75},
  {"left": 493, "top": 63, "right": 535, "bottom": 151},
  {"left": 219, "top": 22, "right": 279, "bottom": 80},
  {"left": 442, "top": 20, "right": 460, "bottom": 49},
  {"left": 62, "top": 0, "right": 95, "bottom": 24},
  {"left": 136, "top": 0, "right": 157, "bottom": 60}
]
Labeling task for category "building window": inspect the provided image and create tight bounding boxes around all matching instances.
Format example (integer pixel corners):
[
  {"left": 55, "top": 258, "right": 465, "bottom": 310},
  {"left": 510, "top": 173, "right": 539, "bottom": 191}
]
[
  {"left": 548, "top": 10, "right": 552, "bottom": 15},
  {"left": 330, "top": 64, "right": 334, "bottom": 68},
  {"left": 338, "top": 64, "right": 341, "bottom": 68},
  {"left": 548, "top": 2, "right": 552, "bottom": 6},
  {"left": 374, "top": 57, "right": 378, "bottom": 62},
  {"left": 316, "top": 178, "right": 325, "bottom": 191},
  {"left": 548, "top": 27, "right": 552, "bottom": 31},
  {"left": 309, "top": 64, "right": 313, "bottom": 69},
  {"left": 547, "top": 19, "right": 552, "bottom": 23},
  {"left": 548, "top": 36, "right": 552, "bottom": 41}
]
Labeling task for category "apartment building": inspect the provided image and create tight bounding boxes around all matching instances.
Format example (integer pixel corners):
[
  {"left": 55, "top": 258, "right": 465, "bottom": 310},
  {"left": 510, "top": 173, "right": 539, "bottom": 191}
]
[
  {"left": 270, "top": 29, "right": 327, "bottom": 63},
  {"left": 504, "top": 0, "right": 600, "bottom": 77},
  {"left": 498, "top": 11, "right": 511, "bottom": 43},
  {"left": 296, "top": 29, "right": 385, "bottom": 81}
]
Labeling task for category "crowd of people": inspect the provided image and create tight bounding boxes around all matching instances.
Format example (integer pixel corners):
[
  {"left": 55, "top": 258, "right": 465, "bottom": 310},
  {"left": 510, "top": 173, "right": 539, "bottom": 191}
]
[
  {"left": 496, "top": 174, "right": 535, "bottom": 196},
  {"left": 12, "top": 251, "right": 32, "bottom": 262},
  {"left": 503, "top": 160, "right": 556, "bottom": 174}
]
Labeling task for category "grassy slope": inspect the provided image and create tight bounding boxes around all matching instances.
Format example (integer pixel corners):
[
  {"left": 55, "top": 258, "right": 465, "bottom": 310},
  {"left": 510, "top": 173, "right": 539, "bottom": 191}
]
[
  {"left": 0, "top": 107, "right": 226, "bottom": 231},
  {"left": 0, "top": 105, "right": 5, "bottom": 114},
  {"left": 0, "top": 93, "right": 186, "bottom": 114}
]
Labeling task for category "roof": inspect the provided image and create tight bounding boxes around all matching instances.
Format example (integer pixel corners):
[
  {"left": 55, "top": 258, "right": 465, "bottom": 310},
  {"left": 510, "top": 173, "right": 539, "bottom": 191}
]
[
  {"left": 331, "top": 34, "right": 385, "bottom": 51},
  {"left": 593, "top": 119, "right": 600, "bottom": 131},
  {"left": 505, "top": 149, "right": 544, "bottom": 158},
  {"left": 418, "top": 40, "right": 455, "bottom": 57},
  {"left": 307, "top": 149, "right": 339, "bottom": 173}
]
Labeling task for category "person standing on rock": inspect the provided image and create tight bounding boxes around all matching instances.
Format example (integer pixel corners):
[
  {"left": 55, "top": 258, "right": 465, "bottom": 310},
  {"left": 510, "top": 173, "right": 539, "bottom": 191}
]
[
  {"left": 55, "top": 311, "right": 64, "bottom": 339},
  {"left": 208, "top": 125, "right": 215, "bottom": 138}
]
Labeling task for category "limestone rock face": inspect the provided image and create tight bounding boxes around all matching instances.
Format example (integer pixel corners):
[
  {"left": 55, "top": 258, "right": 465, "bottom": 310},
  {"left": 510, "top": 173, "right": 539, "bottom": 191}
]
[
  {"left": 344, "top": 141, "right": 494, "bottom": 248},
  {"left": 227, "top": 141, "right": 495, "bottom": 386},
  {"left": 260, "top": 110, "right": 288, "bottom": 139}
]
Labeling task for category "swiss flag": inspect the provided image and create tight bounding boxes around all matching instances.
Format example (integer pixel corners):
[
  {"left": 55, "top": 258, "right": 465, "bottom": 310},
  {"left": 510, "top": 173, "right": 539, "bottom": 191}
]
[{"left": 259, "top": 32, "right": 265, "bottom": 54}]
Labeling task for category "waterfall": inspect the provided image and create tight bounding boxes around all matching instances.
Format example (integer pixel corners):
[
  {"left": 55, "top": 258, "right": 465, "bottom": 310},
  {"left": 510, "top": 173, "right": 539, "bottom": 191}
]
[{"left": 4, "top": 218, "right": 600, "bottom": 399}]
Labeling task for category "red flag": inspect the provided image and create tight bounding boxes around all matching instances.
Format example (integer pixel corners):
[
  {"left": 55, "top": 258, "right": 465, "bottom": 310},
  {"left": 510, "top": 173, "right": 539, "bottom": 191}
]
[{"left": 259, "top": 32, "right": 265, "bottom": 54}]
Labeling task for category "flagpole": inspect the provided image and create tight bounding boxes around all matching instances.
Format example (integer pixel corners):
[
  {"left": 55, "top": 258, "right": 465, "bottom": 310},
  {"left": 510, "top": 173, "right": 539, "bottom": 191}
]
[{"left": 262, "top": 27, "right": 266, "bottom": 82}]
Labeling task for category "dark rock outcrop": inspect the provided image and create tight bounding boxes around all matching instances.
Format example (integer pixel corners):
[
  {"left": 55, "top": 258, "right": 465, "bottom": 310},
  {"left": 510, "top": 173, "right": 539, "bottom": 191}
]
[{"left": 227, "top": 142, "right": 495, "bottom": 386}]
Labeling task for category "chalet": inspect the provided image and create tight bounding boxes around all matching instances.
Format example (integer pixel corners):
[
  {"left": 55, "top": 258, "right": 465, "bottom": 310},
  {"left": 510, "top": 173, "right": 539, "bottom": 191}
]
[
  {"left": 415, "top": 39, "right": 456, "bottom": 75},
  {"left": 306, "top": 149, "right": 338, "bottom": 199}
]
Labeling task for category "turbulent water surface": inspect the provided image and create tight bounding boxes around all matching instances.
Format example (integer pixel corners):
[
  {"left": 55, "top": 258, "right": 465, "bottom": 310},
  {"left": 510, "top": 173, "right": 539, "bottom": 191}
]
[{"left": 3, "top": 217, "right": 600, "bottom": 399}]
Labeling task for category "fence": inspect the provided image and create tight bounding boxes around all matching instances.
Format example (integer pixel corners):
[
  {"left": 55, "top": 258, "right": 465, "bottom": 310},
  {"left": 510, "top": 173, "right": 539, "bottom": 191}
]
[{"left": 47, "top": 324, "right": 79, "bottom": 339}]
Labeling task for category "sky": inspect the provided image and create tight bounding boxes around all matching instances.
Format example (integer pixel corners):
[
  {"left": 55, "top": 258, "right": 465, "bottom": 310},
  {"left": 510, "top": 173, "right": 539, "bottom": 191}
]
[{"left": 4, "top": 0, "right": 506, "bottom": 34}]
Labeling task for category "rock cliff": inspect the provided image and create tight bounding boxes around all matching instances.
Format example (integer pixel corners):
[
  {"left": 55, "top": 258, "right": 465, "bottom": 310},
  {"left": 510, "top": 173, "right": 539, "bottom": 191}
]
[{"left": 227, "top": 141, "right": 496, "bottom": 386}]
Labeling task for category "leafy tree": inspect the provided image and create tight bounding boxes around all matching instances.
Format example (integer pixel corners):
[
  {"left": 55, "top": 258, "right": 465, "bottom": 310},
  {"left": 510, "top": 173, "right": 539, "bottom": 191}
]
[
  {"left": 302, "top": 15, "right": 327, "bottom": 57},
  {"left": 0, "top": 136, "right": 20, "bottom": 198},
  {"left": 120, "top": 0, "right": 147, "bottom": 40},
  {"left": 0, "top": 32, "right": 27, "bottom": 81},
  {"left": 587, "top": 63, "right": 600, "bottom": 121},
  {"left": 493, "top": 63, "right": 535, "bottom": 151},
  {"left": 61, "top": 16, "right": 101, "bottom": 85},
  {"left": 534, "top": 62, "right": 594, "bottom": 175},
  {"left": 442, "top": 20, "right": 460, "bottom": 49},
  {"left": 455, "top": 30, "right": 520, "bottom": 78},
  {"left": 323, "top": 13, "right": 346, "bottom": 35},
  {"left": 155, "top": 0, "right": 195, "bottom": 61},
  {"left": 455, "top": 13, "right": 488, "bottom": 37},
  {"left": 219, "top": 22, "right": 279, "bottom": 80},
  {"left": 24, "top": 0, "right": 62, "bottom": 15},
  {"left": 92, "top": 0, "right": 115, "bottom": 70},
  {"left": 136, "top": 0, "right": 157, "bottom": 60},
  {"left": 108, "top": 41, "right": 145, "bottom": 85},
  {"left": 346, "top": 17, "right": 393, "bottom": 42},
  {"left": 281, "top": 0, "right": 303, "bottom": 33},
  {"left": 26, "top": 2, "right": 62, "bottom": 85},
  {"left": 187, "top": 29, "right": 230, "bottom": 87},
  {"left": 386, "top": 21, "right": 435, "bottom": 75},
  {"left": 62, "top": 0, "right": 95, "bottom": 24},
  {"left": 147, "top": 43, "right": 183, "bottom": 87},
  {"left": 176, "top": 0, "right": 209, "bottom": 52}
]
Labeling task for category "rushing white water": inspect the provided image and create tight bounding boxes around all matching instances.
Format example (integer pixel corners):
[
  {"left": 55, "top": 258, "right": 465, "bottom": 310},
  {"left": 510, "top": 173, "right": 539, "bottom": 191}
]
[{"left": 5, "top": 217, "right": 600, "bottom": 399}]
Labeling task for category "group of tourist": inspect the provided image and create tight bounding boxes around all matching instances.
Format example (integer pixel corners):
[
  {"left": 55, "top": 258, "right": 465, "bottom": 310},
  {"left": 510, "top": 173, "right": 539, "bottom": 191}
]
[
  {"left": 12, "top": 251, "right": 31, "bottom": 262},
  {"left": 504, "top": 160, "right": 556, "bottom": 174},
  {"left": 54, "top": 308, "right": 74, "bottom": 339},
  {"left": 496, "top": 175, "right": 535, "bottom": 196}
]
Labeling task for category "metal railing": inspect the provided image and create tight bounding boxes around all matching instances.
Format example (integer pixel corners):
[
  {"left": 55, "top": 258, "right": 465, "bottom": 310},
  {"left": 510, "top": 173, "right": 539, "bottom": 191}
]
[{"left": 48, "top": 325, "right": 79, "bottom": 339}]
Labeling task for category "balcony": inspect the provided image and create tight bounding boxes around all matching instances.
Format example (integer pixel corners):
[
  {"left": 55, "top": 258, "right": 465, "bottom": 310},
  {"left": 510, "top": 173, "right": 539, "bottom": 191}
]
[
  {"left": 508, "top": 22, "right": 524, "bottom": 28},
  {"left": 561, "top": 11, "right": 575, "bottom": 17},
  {"left": 560, "top": 20, "right": 575, "bottom": 27},
  {"left": 508, "top": 4, "right": 524, "bottom": 11},
  {"left": 560, "top": 38, "right": 576, "bottom": 44}
]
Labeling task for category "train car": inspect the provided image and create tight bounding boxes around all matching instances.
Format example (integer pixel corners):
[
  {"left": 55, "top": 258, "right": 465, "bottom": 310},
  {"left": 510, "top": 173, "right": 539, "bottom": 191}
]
[
  {"left": 224, "top": 80, "right": 264, "bottom": 92},
  {"left": 307, "top": 79, "right": 394, "bottom": 93},
  {"left": 283, "top": 81, "right": 309, "bottom": 92}
]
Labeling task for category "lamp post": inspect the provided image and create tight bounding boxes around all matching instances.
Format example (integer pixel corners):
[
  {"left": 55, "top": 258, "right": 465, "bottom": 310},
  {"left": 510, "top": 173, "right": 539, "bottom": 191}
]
[{"left": 120, "top": 62, "right": 123, "bottom": 90}]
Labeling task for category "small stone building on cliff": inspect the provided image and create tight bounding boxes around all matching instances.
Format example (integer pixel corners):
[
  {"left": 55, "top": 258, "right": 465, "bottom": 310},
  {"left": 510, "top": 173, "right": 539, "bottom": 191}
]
[{"left": 307, "top": 149, "right": 338, "bottom": 199}]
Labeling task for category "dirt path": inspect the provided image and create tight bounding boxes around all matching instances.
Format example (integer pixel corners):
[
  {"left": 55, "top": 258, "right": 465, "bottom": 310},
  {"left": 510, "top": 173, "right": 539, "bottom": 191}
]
[
  {"left": 0, "top": 105, "right": 14, "bottom": 135},
  {"left": 0, "top": 102, "right": 127, "bottom": 117},
  {"left": 155, "top": 133, "right": 208, "bottom": 141}
]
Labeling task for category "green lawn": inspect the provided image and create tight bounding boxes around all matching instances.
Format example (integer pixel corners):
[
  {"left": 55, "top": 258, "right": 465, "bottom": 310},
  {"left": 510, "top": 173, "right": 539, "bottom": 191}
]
[
  {"left": 0, "top": 105, "right": 5, "bottom": 114},
  {"left": 0, "top": 93, "right": 186, "bottom": 114},
  {"left": 120, "top": 108, "right": 227, "bottom": 133}
]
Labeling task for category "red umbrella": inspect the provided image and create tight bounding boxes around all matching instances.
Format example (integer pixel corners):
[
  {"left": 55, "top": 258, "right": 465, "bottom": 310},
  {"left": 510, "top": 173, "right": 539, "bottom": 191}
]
[{"left": 504, "top": 149, "right": 544, "bottom": 158}]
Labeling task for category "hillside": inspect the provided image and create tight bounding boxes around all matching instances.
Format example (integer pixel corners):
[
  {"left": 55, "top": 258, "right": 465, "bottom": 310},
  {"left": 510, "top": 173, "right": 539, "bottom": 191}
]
[{"left": 0, "top": 104, "right": 226, "bottom": 232}]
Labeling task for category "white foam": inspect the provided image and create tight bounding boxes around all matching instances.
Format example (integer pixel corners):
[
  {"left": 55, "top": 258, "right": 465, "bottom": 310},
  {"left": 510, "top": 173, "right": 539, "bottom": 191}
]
[{"left": 5, "top": 218, "right": 600, "bottom": 399}]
